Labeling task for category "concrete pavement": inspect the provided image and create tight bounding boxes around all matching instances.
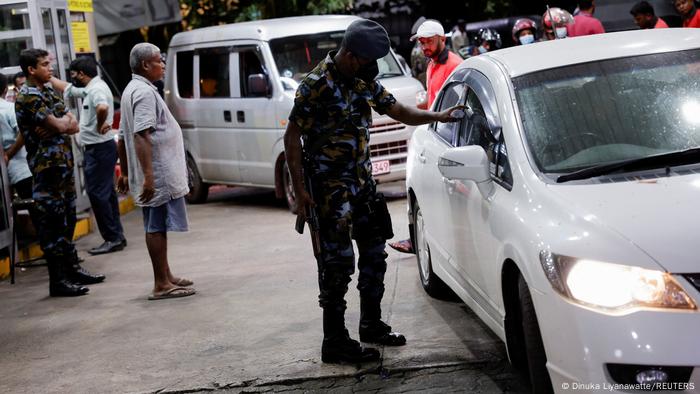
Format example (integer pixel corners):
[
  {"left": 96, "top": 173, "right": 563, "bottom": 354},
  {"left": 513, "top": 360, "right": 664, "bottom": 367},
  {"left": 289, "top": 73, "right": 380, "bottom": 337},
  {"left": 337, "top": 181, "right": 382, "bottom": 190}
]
[{"left": 0, "top": 187, "right": 528, "bottom": 393}]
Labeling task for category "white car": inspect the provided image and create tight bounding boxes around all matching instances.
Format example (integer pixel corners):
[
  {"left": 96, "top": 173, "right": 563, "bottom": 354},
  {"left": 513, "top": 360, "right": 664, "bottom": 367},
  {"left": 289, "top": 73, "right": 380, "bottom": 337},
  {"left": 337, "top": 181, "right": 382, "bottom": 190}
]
[{"left": 406, "top": 29, "right": 700, "bottom": 393}]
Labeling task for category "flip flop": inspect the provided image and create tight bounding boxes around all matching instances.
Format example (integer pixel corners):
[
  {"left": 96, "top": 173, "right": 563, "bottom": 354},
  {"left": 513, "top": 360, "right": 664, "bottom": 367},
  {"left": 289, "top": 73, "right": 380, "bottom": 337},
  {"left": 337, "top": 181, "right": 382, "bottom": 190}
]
[
  {"left": 174, "top": 278, "right": 194, "bottom": 287},
  {"left": 148, "top": 287, "right": 196, "bottom": 300},
  {"left": 389, "top": 239, "right": 415, "bottom": 254}
]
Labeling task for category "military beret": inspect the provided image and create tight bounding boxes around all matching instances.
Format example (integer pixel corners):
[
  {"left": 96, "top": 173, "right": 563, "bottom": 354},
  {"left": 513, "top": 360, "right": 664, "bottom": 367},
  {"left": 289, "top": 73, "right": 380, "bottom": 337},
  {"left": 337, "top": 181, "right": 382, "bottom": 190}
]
[{"left": 343, "top": 19, "right": 390, "bottom": 60}]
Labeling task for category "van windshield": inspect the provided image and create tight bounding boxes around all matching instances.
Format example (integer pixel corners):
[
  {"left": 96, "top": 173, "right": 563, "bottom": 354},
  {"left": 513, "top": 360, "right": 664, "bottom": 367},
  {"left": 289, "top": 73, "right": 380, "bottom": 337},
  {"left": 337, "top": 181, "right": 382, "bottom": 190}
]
[
  {"left": 513, "top": 49, "right": 700, "bottom": 175},
  {"left": 269, "top": 31, "right": 403, "bottom": 83}
]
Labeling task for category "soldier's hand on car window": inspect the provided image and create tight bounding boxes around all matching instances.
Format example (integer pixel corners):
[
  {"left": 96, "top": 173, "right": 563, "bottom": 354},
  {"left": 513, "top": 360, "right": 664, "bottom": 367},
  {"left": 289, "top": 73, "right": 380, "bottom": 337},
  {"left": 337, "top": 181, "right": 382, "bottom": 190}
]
[
  {"left": 117, "top": 175, "right": 129, "bottom": 194},
  {"left": 296, "top": 190, "right": 316, "bottom": 221},
  {"left": 140, "top": 175, "right": 155, "bottom": 203},
  {"left": 438, "top": 105, "right": 467, "bottom": 123}
]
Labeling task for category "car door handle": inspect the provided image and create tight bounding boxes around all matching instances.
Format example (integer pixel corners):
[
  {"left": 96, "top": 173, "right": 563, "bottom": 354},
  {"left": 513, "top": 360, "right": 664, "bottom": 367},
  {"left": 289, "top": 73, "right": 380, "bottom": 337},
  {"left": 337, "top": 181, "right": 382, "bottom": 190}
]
[
  {"left": 442, "top": 177, "right": 455, "bottom": 186},
  {"left": 237, "top": 111, "right": 245, "bottom": 123},
  {"left": 223, "top": 110, "right": 232, "bottom": 122},
  {"left": 418, "top": 153, "right": 426, "bottom": 163}
]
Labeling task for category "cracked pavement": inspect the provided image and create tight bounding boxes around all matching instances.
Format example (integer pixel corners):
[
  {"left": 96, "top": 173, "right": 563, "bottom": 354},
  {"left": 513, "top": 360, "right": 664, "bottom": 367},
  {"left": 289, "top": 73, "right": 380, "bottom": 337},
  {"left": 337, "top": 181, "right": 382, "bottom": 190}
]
[{"left": 0, "top": 185, "right": 529, "bottom": 393}]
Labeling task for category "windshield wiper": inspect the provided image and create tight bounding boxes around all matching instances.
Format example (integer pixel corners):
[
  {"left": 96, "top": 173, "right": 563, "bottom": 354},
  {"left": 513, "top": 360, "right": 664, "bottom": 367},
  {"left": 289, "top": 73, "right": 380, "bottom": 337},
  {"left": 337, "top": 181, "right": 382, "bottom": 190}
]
[{"left": 556, "top": 147, "right": 700, "bottom": 183}]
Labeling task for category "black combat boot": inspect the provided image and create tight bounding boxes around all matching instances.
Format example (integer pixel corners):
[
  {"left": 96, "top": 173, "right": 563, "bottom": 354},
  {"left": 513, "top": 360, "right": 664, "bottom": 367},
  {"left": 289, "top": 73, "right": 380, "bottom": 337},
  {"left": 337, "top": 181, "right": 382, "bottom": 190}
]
[
  {"left": 48, "top": 258, "right": 89, "bottom": 297},
  {"left": 359, "top": 300, "right": 406, "bottom": 346},
  {"left": 64, "top": 252, "right": 106, "bottom": 285},
  {"left": 321, "top": 309, "right": 380, "bottom": 364}
]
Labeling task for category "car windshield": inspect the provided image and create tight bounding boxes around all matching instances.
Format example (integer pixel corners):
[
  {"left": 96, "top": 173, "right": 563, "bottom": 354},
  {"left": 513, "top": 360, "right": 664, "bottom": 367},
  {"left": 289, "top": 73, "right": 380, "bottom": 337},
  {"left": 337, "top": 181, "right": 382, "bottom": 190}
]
[
  {"left": 513, "top": 49, "right": 700, "bottom": 174},
  {"left": 269, "top": 31, "right": 403, "bottom": 83}
]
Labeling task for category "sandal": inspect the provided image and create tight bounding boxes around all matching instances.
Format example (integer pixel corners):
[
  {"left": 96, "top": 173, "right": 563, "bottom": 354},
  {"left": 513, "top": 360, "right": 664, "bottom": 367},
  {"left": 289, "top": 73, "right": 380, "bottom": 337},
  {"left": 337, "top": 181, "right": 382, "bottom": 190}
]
[
  {"left": 389, "top": 239, "right": 414, "bottom": 254},
  {"left": 148, "top": 287, "right": 196, "bottom": 300}
]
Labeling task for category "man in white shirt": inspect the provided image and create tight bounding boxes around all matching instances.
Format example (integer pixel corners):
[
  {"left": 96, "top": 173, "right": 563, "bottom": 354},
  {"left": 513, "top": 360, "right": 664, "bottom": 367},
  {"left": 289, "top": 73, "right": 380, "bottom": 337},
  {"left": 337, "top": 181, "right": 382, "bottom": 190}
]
[{"left": 51, "top": 56, "right": 126, "bottom": 255}]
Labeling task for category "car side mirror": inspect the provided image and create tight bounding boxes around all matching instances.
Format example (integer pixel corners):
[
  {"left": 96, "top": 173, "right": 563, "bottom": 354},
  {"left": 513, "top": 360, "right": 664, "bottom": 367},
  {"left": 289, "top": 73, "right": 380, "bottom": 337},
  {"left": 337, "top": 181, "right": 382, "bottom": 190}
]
[
  {"left": 438, "top": 146, "right": 495, "bottom": 199},
  {"left": 248, "top": 74, "right": 270, "bottom": 97}
]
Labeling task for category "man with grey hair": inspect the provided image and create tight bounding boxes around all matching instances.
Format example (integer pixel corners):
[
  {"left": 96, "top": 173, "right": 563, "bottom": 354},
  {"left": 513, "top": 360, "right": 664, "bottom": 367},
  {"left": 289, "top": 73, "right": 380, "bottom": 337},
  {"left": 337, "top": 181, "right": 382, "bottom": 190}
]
[{"left": 117, "top": 43, "right": 195, "bottom": 300}]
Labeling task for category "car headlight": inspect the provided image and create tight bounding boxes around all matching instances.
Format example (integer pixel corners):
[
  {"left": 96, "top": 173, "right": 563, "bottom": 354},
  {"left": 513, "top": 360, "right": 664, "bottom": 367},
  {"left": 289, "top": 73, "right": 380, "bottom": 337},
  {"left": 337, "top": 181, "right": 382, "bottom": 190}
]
[{"left": 539, "top": 251, "right": 697, "bottom": 313}]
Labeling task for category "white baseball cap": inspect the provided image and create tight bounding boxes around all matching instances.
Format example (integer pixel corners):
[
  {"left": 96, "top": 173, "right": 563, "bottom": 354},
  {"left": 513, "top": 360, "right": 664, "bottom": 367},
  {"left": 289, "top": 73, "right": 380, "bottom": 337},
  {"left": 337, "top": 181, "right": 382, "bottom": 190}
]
[{"left": 410, "top": 20, "right": 445, "bottom": 41}]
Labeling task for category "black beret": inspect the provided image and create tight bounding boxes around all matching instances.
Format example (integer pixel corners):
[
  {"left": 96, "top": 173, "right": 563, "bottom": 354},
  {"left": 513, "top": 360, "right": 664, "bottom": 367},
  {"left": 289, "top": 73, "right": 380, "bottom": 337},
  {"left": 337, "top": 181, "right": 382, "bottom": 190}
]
[{"left": 343, "top": 19, "right": 390, "bottom": 60}]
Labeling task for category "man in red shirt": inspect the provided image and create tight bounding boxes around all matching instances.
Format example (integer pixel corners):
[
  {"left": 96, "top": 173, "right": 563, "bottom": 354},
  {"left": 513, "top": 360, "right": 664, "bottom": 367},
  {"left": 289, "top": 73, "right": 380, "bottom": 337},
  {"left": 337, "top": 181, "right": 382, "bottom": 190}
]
[
  {"left": 630, "top": 1, "right": 669, "bottom": 29},
  {"left": 411, "top": 20, "right": 461, "bottom": 108},
  {"left": 568, "top": 0, "right": 606, "bottom": 37},
  {"left": 390, "top": 20, "right": 461, "bottom": 255},
  {"left": 675, "top": 0, "right": 700, "bottom": 28}
]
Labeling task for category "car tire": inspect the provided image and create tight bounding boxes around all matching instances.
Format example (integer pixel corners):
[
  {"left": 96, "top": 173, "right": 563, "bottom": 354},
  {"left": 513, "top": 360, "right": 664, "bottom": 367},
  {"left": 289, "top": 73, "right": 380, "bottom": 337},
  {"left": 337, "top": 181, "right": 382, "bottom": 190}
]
[
  {"left": 413, "top": 202, "right": 450, "bottom": 298},
  {"left": 518, "top": 275, "right": 553, "bottom": 394},
  {"left": 281, "top": 159, "right": 297, "bottom": 214},
  {"left": 186, "top": 155, "right": 209, "bottom": 204}
]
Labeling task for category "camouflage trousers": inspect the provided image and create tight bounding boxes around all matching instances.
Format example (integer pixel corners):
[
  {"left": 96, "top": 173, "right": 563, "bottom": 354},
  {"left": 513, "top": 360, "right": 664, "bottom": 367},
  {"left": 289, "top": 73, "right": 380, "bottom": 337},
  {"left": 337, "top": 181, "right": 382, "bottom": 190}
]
[
  {"left": 33, "top": 167, "right": 78, "bottom": 260},
  {"left": 314, "top": 180, "right": 388, "bottom": 318}
]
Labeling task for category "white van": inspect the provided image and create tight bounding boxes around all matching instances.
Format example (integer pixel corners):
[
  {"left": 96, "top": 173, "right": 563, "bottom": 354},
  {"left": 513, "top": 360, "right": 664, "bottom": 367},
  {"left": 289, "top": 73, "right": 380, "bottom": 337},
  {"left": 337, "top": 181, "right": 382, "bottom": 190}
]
[{"left": 165, "top": 15, "right": 426, "bottom": 210}]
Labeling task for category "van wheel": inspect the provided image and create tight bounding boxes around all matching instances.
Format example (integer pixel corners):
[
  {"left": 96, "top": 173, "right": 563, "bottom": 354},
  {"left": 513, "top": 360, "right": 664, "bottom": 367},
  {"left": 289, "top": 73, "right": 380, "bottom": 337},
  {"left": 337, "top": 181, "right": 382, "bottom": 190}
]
[
  {"left": 518, "top": 275, "right": 553, "bottom": 394},
  {"left": 413, "top": 202, "right": 449, "bottom": 298},
  {"left": 186, "top": 155, "right": 209, "bottom": 204},
  {"left": 282, "top": 160, "right": 297, "bottom": 214}
]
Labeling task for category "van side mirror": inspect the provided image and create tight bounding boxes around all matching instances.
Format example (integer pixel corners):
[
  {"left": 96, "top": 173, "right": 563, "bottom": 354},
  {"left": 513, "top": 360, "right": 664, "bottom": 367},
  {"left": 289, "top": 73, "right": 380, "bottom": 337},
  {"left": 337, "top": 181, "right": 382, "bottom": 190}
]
[
  {"left": 247, "top": 74, "right": 270, "bottom": 97},
  {"left": 438, "top": 146, "right": 495, "bottom": 198}
]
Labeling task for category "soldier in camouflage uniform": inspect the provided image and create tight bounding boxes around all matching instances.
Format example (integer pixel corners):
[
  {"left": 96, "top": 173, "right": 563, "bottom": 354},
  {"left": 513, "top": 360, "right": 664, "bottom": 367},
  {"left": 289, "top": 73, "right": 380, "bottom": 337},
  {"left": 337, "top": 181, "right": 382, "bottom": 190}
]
[
  {"left": 284, "top": 19, "right": 462, "bottom": 364},
  {"left": 15, "top": 49, "right": 105, "bottom": 297}
]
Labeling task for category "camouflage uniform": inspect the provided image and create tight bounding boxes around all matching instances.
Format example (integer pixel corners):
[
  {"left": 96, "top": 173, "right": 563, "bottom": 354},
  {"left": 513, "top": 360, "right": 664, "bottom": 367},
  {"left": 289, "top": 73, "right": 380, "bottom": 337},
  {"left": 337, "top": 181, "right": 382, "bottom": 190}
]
[
  {"left": 289, "top": 52, "right": 397, "bottom": 338},
  {"left": 15, "top": 83, "right": 78, "bottom": 264}
]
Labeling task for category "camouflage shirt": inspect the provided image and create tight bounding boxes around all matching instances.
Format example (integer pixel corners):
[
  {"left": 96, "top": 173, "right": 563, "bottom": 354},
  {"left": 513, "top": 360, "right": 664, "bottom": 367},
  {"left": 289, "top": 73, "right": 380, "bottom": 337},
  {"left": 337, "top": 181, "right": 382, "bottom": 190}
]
[
  {"left": 15, "top": 83, "right": 74, "bottom": 174},
  {"left": 289, "top": 51, "right": 396, "bottom": 191}
]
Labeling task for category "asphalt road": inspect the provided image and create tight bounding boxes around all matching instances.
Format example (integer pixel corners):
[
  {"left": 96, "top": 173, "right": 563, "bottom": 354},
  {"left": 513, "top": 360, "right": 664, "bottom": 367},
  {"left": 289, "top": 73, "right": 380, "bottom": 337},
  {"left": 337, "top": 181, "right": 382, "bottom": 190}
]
[{"left": 0, "top": 185, "right": 529, "bottom": 393}]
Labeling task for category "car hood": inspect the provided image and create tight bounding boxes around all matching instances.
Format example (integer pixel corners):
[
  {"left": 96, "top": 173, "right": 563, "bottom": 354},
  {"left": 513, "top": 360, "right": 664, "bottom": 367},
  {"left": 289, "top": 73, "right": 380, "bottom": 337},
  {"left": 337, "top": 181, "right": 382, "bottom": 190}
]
[
  {"left": 548, "top": 174, "right": 700, "bottom": 273},
  {"left": 377, "top": 75, "right": 424, "bottom": 107}
]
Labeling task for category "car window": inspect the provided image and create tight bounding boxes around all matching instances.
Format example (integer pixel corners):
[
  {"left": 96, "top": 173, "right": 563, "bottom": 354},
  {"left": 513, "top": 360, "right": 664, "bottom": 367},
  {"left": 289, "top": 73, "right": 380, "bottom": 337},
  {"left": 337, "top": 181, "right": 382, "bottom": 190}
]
[
  {"left": 238, "top": 46, "right": 268, "bottom": 98},
  {"left": 176, "top": 50, "right": 193, "bottom": 99},
  {"left": 198, "top": 47, "right": 230, "bottom": 98},
  {"left": 434, "top": 82, "right": 467, "bottom": 145},
  {"left": 460, "top": 89, "right": 512, "bottom": 186}
]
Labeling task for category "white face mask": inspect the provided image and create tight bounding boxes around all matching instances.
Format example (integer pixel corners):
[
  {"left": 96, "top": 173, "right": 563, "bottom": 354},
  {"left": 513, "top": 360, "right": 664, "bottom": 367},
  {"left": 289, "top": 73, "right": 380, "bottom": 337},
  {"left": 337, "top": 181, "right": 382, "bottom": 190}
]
[
  {"left": 555, "top": 27, "right": 568, "bottom": 39},
  {"left": 519, "top": 34, "right": 535, "bottom": 45}
]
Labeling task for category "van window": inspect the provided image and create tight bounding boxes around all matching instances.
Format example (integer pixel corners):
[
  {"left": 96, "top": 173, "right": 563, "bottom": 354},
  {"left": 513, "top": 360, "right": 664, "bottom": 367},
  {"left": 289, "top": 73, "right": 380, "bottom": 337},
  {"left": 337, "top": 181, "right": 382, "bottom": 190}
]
[
  {"left": 198, "top": 47, "right": 230, "bottom": 98},
  {"left": 176, "top": 51, "right": 193, "bottom": 98},
  {"left": 238, "top": 47, "right": 266, "bottom": 98}
]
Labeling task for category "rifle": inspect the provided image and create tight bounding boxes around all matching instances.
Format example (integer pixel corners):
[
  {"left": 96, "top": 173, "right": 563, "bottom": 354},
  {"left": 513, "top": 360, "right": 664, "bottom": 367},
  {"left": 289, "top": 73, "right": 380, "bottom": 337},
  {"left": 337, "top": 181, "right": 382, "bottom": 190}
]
[{"left": 295, "top": 159, "right": 322, "bottom": 258}]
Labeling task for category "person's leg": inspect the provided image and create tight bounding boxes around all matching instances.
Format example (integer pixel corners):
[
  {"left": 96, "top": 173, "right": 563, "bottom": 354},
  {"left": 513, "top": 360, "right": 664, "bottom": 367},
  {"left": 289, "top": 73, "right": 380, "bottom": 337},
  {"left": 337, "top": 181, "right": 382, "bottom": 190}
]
[
  {"left": 33, "top": 169, "right": 88, "bottom": 297},
  {"left": 61, "top": 170, "right": 105, "bottom": 284},
  {"left": 142, "top": 200, "right": 194, "bottom": 298},
  {"left": 85, "top": 142, "right": 125, "bottom": 244},
  {"left": 354, "top": 190, "right": 405, "bottom": 346}
]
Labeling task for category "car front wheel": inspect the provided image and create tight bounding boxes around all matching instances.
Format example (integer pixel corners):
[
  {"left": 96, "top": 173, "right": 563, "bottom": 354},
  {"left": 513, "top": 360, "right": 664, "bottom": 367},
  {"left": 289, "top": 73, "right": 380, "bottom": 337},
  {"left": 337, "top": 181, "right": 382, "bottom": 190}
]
[
  {"left": 518, "top": 275, "right": 553, "bottom": 394},
  {"left": 413, "top": 201, "right": 449, "bottom": 298},
  {"left": 281, "top": 159, "right": 297, "bottom": 214}
]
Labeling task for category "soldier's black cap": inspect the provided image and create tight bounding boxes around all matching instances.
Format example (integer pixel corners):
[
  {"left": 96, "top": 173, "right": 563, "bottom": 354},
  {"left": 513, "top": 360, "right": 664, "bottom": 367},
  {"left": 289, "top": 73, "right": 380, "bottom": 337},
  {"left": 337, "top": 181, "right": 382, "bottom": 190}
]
[{"left": 343, "top": 19, "right": 390, "bottom": 60}]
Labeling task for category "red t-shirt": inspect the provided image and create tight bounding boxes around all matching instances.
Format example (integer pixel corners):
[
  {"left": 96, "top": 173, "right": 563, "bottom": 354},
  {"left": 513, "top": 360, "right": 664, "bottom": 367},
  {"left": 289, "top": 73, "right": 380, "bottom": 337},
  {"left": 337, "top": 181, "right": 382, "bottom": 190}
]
[
  {"left": 567, "top": 12, "right": 605, "bottom": 37},
  {"left": 654, "top": 18, "right": 669, "bottom": 28},
  {"left": 683, "top": 10, "right": 700, "bottom": 28},
  {"left": 426, "top": 48, "right": 462, "bottom": 108}
]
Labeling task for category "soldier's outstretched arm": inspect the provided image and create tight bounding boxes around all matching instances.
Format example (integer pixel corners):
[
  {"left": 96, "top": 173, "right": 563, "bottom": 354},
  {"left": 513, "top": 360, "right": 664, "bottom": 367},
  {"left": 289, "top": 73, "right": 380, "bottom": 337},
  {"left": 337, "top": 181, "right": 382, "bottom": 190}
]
[
  {"left": 283, "top": 122, "right": 314, "bottom": 219},
  {"left": 385, "top": 101, "right": 464, "bottom": 126}
]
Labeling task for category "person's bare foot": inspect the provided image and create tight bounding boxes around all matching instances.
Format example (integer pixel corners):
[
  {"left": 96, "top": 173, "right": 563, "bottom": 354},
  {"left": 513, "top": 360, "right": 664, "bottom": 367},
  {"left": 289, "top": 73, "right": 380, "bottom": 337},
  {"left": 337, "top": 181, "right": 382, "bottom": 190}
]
[{"left": 168, "top": 276, "right": 194, "bottom": 287}]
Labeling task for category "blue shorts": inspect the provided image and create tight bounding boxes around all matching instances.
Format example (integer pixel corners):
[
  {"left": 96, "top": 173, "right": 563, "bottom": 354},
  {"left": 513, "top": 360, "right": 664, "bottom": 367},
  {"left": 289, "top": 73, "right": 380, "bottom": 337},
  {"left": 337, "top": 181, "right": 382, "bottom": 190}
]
[{"left": 142, "top": 197, "right": 189, "bottom": 233}]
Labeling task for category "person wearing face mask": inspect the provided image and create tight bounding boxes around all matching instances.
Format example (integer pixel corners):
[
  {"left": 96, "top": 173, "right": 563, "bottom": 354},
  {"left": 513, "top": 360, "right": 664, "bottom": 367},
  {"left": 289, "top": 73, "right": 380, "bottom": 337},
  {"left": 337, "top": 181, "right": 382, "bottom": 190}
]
[
  {"left": 512, "top": 18, "right": 538, "bottom": 45},
  {"left": 472, "top": 28, "right": 503, "bottom": 56},
  {"left": 542, "top": 7, "right": 575, "bottom": 40},
  {"left": 285, "top": 18, "right": 463, "bottom": 365},
  {"left": 567, "top": 0, "right": 605, "bottom": 37},
  {"left": 50, "top": 56, "right": 127, "bottom": 256}
]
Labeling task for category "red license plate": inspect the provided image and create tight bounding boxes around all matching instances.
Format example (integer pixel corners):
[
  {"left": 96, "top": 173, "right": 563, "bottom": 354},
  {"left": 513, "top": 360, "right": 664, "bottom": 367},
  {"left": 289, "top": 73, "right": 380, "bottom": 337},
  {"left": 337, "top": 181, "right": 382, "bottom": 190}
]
[{"left": 372, "top": 160, "right": 391, "bottom": 175}]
